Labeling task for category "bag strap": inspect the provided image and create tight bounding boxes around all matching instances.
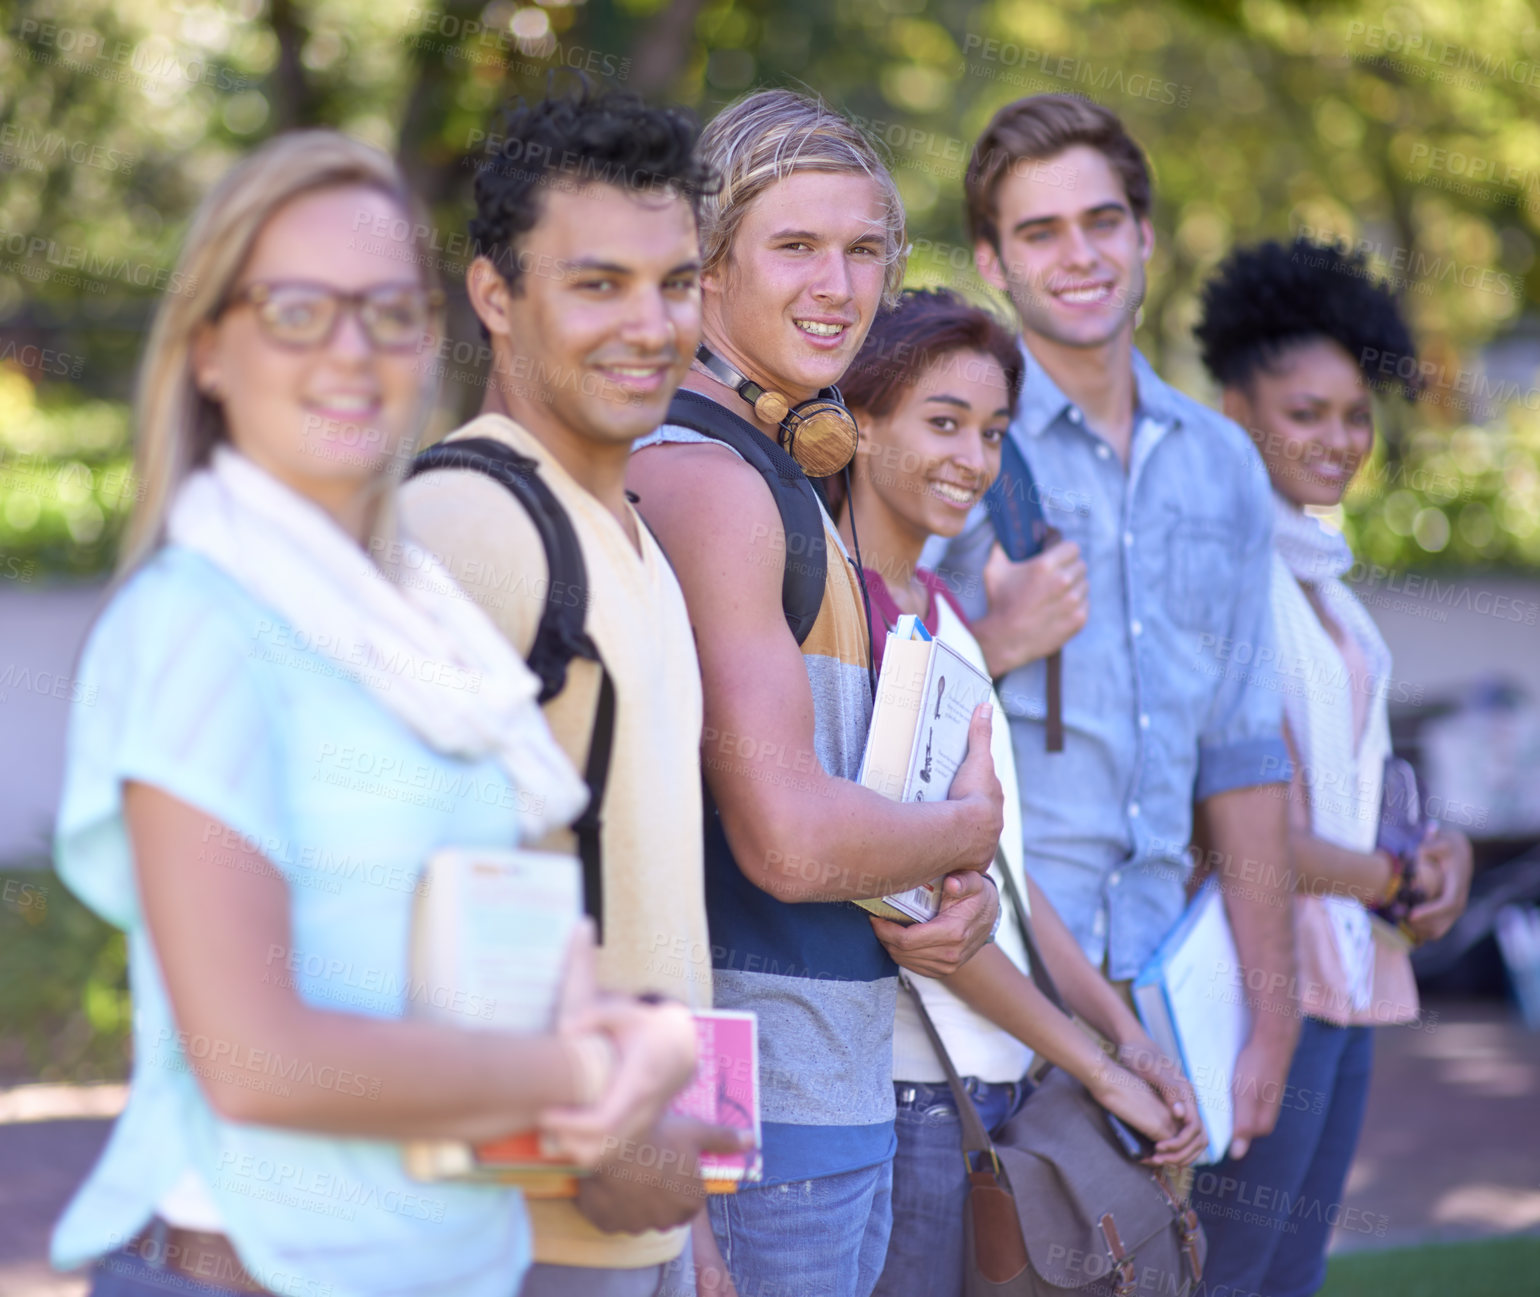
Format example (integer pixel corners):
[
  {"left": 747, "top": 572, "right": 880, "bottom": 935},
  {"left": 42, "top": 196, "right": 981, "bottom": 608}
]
[
  {"left": 983, "top": 437, "right": 1064, "bottom": 753},
  {"left": 407, "top": 436, "right": 613, "bottom": 939},
  {"left": 665, "top": 390, "right": 828, "bottom": 646},
  {"left": 995, "top": 849, "right": 1069, "bottom": 1018},
  {"left": 897, "top": 843, "right": 1055, "bottom": 1166},
  {"left": 897, "top": 973, "right": 997, "bottom": 1167},
  {"left": 411, "top": 438, "right": 587, "bottom": 701},
  {"left": 1038, "top": 524, "right": 1065, "bottom": 753},
  {"left": 983, "top": 434, "right": 1044, "bottom": 564},
  {"left": 999, "top": 853, "right": 1203, "bottom": 1240}
]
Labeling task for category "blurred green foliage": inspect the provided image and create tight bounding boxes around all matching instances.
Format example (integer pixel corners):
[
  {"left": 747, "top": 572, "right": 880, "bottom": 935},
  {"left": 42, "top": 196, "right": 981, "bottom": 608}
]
[
  {"left": 0, "top": 864, "right": 130, "bottom": 1083},
  {"left": 3, "top": 0, "right": 1540, "bottom": 574}
]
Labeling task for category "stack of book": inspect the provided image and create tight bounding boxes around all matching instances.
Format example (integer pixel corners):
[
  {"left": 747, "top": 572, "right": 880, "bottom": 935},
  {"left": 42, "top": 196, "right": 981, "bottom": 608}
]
[{"left": 404, "top": 847, "right": 761, "bottom": 1191}]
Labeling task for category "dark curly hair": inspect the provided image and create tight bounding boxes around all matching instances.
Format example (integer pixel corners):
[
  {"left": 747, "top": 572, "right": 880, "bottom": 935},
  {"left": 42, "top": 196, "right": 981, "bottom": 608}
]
[
  {"left": 1195, "top": 238, "right": 1419, "bottom": 401},
  {"left": 469, "top": 83, "right": 716, "bottom": 291}
]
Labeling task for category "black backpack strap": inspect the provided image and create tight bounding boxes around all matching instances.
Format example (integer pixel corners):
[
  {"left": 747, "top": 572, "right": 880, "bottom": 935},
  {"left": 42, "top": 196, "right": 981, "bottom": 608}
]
[
  {"left": 664, "top": 390, "right": 828, "bottom": 646},
  {"left": 408, "top": 436, "right": 611, "bottom": 937},
  {"left": 568, "top": 660, "right": 614, "bottom": 940}
]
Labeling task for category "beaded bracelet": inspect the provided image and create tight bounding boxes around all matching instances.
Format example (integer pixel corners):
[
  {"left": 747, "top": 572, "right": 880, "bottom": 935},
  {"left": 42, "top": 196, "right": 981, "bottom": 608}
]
[{"left": 1368, "top": 847, "right": 1428, "bottom": 939}]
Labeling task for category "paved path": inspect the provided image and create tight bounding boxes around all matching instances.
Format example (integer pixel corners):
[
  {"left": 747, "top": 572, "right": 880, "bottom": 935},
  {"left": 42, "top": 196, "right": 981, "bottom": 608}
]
[
  {"left": 0, "top": 1116, "right": 109, "bottom": 1296},
  {"left": 1338, "top": 999, "right": 1540, "bottom": 1251},
  {"left": 2, "top": 1001, "right": 1537, "bottom": 1295}
]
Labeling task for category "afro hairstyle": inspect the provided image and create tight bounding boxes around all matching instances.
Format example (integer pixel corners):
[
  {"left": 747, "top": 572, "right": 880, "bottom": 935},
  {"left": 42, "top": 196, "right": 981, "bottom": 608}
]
[{"left": 1194, "top": 238, "right": 1419, "bottom": 401}]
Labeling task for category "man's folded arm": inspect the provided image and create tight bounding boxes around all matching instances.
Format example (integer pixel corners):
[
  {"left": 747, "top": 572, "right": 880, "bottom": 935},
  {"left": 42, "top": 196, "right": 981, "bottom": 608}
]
[{"left": 629, "top": 442, "right": 999, "bottom": 905}]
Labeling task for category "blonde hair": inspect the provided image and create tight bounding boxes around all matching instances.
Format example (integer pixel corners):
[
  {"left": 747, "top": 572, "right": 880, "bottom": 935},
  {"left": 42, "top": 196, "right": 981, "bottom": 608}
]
[
  {"left": 697, "top": 89, "right": 908, "bottom": 307},
  {"left": 120, "top": 130, "right": 439, "bottom": 574}
]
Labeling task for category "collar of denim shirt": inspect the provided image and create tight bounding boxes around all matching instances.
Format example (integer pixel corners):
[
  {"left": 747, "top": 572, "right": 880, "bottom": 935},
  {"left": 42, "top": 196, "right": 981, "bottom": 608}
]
[{"left": 1012, "top": 339, "right": 1184, "bottom": 439}]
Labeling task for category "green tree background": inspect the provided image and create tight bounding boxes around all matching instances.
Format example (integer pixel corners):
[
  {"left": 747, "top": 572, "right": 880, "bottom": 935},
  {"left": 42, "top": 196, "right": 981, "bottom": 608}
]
[{"left": 3, "top": 0, "right": 1540, "bottom": 578}]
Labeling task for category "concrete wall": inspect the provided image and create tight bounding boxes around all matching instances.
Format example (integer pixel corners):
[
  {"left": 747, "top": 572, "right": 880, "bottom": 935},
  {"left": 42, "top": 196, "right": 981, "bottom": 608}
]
[{"left": 3, "top": 571, "right": 1540, "bottom": 863}]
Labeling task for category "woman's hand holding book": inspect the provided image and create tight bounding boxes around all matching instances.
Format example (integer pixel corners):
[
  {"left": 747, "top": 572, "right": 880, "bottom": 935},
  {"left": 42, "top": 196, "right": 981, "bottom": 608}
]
[{"left": 537, "top": 925, "right": 700, "bottom": 1167}]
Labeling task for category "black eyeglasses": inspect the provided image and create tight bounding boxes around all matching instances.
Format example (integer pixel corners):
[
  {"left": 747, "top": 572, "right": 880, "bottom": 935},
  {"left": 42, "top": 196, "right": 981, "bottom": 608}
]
[{"left": 219, "top": 280, "right": 445, "bottom": 352}]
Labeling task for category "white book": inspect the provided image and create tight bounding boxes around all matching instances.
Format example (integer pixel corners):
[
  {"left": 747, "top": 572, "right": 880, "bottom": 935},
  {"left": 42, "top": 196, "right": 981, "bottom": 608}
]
[
  {"left": 1133, "top": 881, "right": 1250, "bottom": 1165},
  {"left": 410, "top": 846, "right": 584, "bottom": 1034},
  {"left": 404, "top": 847, "right": 582, "bottom": 1183},
  {"left": 854, "top": 617, "right": 993, "bottom": 923}
]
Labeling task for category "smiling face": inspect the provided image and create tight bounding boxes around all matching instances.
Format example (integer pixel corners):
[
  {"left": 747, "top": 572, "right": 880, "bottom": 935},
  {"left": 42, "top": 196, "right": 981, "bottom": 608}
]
[
  {"left": 1223, "top": 336, "right": 1375, "bottom": 508},
  {"left": 977, "top": 144, "right": 1152, "bottom": 353},
  {"left": 470, "top": 180, "right": 702, "bottom": 456},
  {"left": 703, "top": 169, "right": 891, "bottom": 403},
  {"left": 851, "top": 348, "right": 1011, "bottom": 545},
  {"left": 192, "top": 185, "right": 434, "bottom": 506}
]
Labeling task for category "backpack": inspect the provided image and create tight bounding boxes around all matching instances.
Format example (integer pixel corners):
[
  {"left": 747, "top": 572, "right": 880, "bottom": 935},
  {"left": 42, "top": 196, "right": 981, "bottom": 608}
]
[
  {"left": 664, "top": 390, "right": 829, "bottom": 645},
  {"left": 407, "top": 438, "right": 615, "bottom": 938}
]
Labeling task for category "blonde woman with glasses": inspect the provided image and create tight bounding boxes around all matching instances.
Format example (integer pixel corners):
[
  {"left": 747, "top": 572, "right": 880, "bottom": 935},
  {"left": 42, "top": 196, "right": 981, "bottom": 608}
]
[{"left": 49, "top": 131, "right": 697, "bottom": 1297}]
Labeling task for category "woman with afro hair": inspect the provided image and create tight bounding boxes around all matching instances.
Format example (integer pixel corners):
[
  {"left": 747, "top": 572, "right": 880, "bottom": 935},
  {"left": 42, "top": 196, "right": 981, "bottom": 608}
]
[{"left": 1187, "top": 238, "right": 1473, "bottom": 1296}]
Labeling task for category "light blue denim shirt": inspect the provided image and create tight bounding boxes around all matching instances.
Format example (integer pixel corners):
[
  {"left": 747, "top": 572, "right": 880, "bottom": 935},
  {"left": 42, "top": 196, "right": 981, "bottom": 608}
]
[
  {"left": 923, "top": 347, "right": 1287, "bottom": 979},
  {"left": 53, "top": 546, "right": 536, "bottom": 1297}
]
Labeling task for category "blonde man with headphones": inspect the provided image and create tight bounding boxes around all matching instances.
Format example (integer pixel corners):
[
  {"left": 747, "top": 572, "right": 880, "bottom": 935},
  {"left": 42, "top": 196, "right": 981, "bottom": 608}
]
[{"left": 627, "top": 89, "right": 1004, "bottom": 1297}]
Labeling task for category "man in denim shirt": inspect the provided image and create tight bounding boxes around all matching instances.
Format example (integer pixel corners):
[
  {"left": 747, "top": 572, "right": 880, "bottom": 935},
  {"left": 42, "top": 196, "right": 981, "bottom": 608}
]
[{"left": 926, "top": 94, "right": 1300, "bottom": 1161}]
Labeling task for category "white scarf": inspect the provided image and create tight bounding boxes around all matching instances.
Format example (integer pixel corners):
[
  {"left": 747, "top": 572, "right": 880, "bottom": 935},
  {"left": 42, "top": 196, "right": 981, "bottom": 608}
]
[
  {"left": 168, "top": 446, "right": 588, "bottom": 841},
  {"left": 1271, "top": 493, "right": 1393, "bottom": 1010}
]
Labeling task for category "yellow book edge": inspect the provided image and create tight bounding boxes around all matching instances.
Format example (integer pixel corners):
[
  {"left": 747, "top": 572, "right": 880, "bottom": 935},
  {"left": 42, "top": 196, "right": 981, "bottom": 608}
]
[{"left": 853, "top": 636, "right": 931, "bottom": 919}]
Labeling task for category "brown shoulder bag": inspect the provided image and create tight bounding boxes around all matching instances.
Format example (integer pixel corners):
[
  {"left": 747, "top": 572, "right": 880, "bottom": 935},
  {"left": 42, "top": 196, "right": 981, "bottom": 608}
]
[{"left": 899, "top": 856, "right": 1206, "bottom": 1297}]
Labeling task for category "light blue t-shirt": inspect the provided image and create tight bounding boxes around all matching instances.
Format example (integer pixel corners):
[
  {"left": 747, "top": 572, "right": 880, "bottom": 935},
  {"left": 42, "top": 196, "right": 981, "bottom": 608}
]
[{"left": 52, "top": 545, "right": 535, "bottom": 1297}]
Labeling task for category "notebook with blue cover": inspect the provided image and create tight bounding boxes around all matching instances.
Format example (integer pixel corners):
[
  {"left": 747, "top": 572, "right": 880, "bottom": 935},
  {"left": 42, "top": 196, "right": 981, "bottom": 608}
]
[{"left": 1133, "top": 880, "right": 1250, "bottom": 1165}]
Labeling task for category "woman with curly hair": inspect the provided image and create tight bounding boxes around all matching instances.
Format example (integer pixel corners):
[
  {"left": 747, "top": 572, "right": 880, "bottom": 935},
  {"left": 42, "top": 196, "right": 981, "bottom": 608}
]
[{"left": 1189, "top": 238, "right": 1473, "bottom": 1297}]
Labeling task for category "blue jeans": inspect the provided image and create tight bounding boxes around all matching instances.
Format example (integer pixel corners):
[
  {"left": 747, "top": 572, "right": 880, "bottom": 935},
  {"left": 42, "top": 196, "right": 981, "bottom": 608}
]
[
  {"left": 1191, "top": 1018, "right": 1374, "bottom": 1297},
  {"left": 872, "top": 1077, "right": 1029, "bottom": 1297},
  {"left": 708, "top": 1159, "right": 893, "bottom": 1297}
]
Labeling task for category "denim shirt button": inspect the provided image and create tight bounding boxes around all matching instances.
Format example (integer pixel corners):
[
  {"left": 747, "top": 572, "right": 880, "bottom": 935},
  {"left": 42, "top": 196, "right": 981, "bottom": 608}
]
[
  {"left": 1139, "top": 713, "right": 1150, "bottom": 728},
  {"left": 1095, "top": 443, "right": 1109, "bottom": 459},
  {"left": 1128, "top": 802, "right": 1141, "bottom": 818},
  {"left": 1131, "top": 619, "right": 1143, "bottom": 636}
]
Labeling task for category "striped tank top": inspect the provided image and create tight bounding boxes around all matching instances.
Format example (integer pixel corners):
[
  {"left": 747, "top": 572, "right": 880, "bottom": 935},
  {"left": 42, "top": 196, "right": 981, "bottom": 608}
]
[{"left": 634, "top": 422, "right": 898, "bottom": 1185}]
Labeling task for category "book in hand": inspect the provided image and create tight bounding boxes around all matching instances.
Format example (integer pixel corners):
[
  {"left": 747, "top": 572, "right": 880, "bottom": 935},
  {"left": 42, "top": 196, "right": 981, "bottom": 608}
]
[
  {"left": 854, "top": 614, "right": 994, "bottom": 923},
  {"left": 660, "top": 1009, "right": 763, "bottom": 1188},
  {"left": 402, "top": 847, "right": 761, "bottom": 1192},
  {"left": 1133, "top": 881, "right": 1249, "bottom": 1165},
  {"left": 407, "top": 1009, "right": 762, "bottom": 1195}
]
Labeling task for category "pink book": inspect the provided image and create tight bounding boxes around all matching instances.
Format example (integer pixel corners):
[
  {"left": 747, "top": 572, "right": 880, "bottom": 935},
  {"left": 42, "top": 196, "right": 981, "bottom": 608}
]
[
  {"left": 668, "top": 1010, "right": 763, "bottom": 1185},
  {"left": 408, "top": 1009, "right": 762, "bottom": 1191}
]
